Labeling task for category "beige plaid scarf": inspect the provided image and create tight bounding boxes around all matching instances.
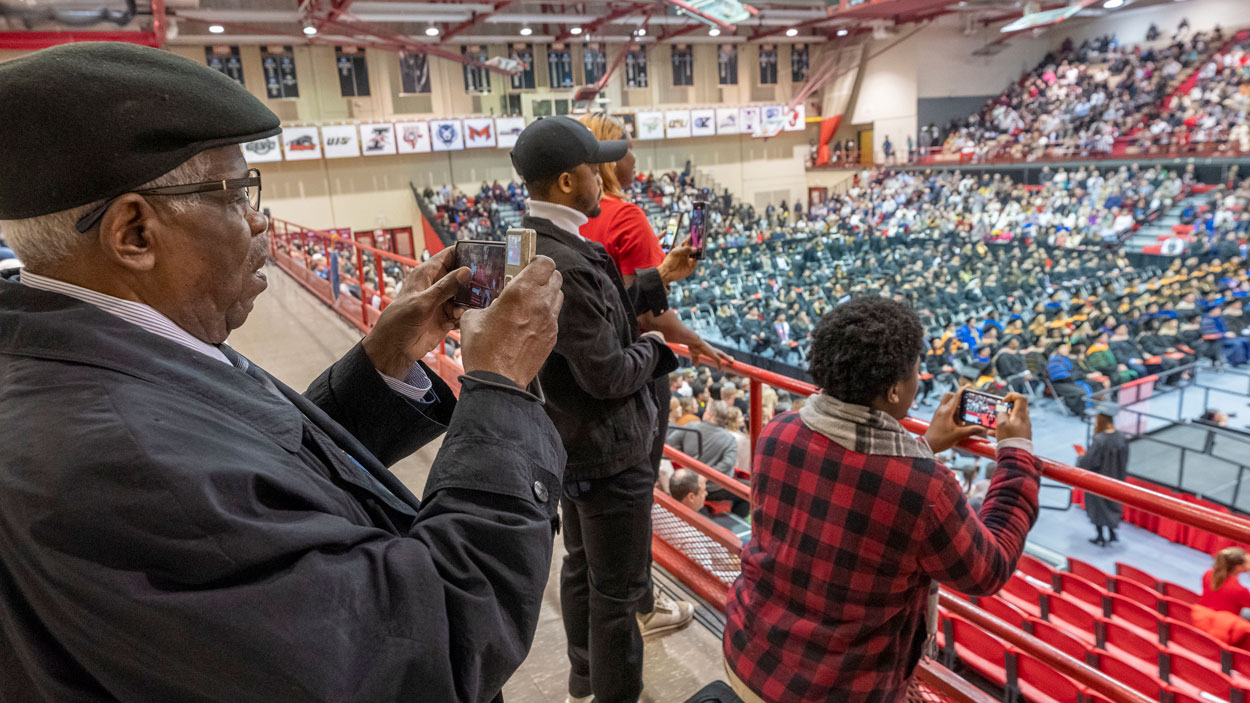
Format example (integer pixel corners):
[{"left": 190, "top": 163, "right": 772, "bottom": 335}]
[{"left": 799, "top": 393, "right": 941, "bottom": 662}]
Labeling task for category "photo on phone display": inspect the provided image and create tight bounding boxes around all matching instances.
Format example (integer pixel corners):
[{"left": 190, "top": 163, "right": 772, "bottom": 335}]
[
  {"left": 689, "top": 201, "right": 706, "bottom": 259},
  {"left": 959, "top": 389, "right": 1011, "bottom": 430},
  {"left": 453, "top": 241, "right": 506, "bottom": 308},
  {"left": 659, "top": 213, "right": 684, "bottom": 251}
]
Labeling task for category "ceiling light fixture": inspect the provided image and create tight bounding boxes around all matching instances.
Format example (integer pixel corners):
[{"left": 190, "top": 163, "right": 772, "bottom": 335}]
[
  {"left": 520, "top": 26, "right": 533, "bottom": 36},
  {"left": 708, "top": 28, "right": 720, "bottom": 36},
  {"left": 209, "top": 24, "right": 225, "bottom": 34},
  {"left": 425, "top": 25, "right": 439, "bottom": 36},
  {"left": 836, "top": 28, "right": 848, "bottom": 36},
  {"left": 570, "top": 26, "right": 583, "bottom": 35},
  {"left": 636, "top": 28, "right": 646, "bottom": 37},
  {"left": 1102, "top": 0, "right": 1124, "bottom": 7},
  {"left": 302, "top": 25, "right": 318, "bottom": 35},
  {"left": 786, "top": 28, "right": 798, "bottom": 37}
]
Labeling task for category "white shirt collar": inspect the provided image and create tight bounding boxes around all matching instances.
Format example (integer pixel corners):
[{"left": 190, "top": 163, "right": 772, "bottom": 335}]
[
  {"left": 18, "top": 270, "right": 232, "bottom": 365},
  {"left": 526, "top": 199, "right": 589, "bottom": 239}
]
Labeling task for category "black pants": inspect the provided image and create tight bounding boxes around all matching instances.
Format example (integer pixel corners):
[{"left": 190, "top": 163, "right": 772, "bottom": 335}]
[{"left": 561, "top": 459, "right": 656, "bottom": 703}]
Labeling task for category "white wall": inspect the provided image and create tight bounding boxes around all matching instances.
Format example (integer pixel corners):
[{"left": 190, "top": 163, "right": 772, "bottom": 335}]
[
  {"left": 850, "top": 26, "right": 921, "bottom": 161},
  {"left": 914, "top": 17, "right": 1051, "bottom": 99},
  {"left": 1053, "top": 0, "right": 1249, "bottom": 47}
]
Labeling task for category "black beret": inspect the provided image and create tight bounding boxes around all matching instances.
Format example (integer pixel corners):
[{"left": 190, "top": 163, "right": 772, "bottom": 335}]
[{"left": 0, "top": 42, "right": 281, "bottom": 220}]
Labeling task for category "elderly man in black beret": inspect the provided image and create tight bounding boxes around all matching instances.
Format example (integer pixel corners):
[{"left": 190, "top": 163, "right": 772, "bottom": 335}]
[{"left": 0, "top": 42, "right": 566, "bottom": 702}]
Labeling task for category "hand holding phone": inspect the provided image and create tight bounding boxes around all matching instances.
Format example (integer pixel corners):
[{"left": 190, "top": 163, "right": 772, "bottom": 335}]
[
  {"left": 659, "top": 213, "right": 684, "bottom": 252},
  {"left": 958, "top": 389, "right": 1012, "bottom": 430},
  {"left": 453, "top": 229, "right": 536, "bottom": 309}
]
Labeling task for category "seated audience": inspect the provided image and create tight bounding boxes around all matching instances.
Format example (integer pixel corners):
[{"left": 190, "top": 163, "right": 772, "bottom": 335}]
[{"left": 1194, "top": 547, "right": 1250, "bottom": 649}]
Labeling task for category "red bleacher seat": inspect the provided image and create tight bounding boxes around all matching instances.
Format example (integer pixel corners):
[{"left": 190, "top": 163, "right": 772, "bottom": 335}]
[
  {"left": 1165, "top": 650, "right": 1235, "bottom": 702},
  {"left": 1002, "top": 573, "right": 1045, "bottom": 619},
  {"left": 1106, "top": 594, "right": 1162, "bottom": 642},
  {"left": 1068, "top": 557, "right": 1109, "bottom": 588},
  {"left": 1116, "top": 562, "right": 1159, "bottom": 591},
  {"left": 1160, "top": 596, "right": 1195, "bottom": 626},
  {"left": 1047, "top": 592, "right": 1099, "bottom": 647},
  {"left": 1100, "top": 618, "right": 1163, "bottom": 675},
  {"left": 1107, "top": 575, "right": 1162, "bottom": 611},
  {"left": 1223, "top": 647, "right": 1250, "bottom": 687},
  {"left": 1054, "top": 571, "right": 1107, "bottom": 618},
  {"left": 1018, "top": 554, "right": 1055, "bottom": 584},
  {"left": 1014, "top": 650, "right": 1086, "bottom": 703},
  {"left": 977, "top": 594, "right": 1028, "bottom": 630},
  {"left": 1092, "top": 649, "right": 1168, "bottom": 701},
  {"left": 1161, "top": 581, "right": 1201, "bottom": 605},
  {"left": 949, "top": 614, "right": 1012, "bottom": 688},
  {"left": 1163, "top": 618, "right": 1226, "bottom": 670},
  {"left": 1025, "top": 617, "right": 1089, "bottom": 662}
]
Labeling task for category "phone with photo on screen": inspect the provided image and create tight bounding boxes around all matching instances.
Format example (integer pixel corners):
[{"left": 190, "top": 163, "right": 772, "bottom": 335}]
[
  {"left": 453, "top": 229, "right": 536, "bottom": 308},
  {"left": 689, "top": 201, "right": 706, "bottom": 259},
  {"left": 958, "top": 389, "right": 1013, "bottom": 430},
  {"left": 659, "top": 213, "right": 684, "bottom": 252}
]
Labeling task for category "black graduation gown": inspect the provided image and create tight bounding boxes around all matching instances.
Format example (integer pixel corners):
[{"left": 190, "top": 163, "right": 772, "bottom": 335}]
[
  {"left": 1078, "top": 431, "right": 1129, "bottom": 529},
  {"left": 0, "top": 273, "right": 565, "bottom": 702}
]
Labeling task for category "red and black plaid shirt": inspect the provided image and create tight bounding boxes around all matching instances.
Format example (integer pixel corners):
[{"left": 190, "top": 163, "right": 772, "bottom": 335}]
[{"left": 724, "top": 412, "right": 1041, "bottom": 703}]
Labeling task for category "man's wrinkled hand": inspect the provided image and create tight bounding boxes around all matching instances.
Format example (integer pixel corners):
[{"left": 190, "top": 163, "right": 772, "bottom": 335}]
[
  {"left": 362, "top": 247, "right": 468, "bottom": 379},
  {"left": 460, "top": 256, "right": 564, "bottom": 388}
]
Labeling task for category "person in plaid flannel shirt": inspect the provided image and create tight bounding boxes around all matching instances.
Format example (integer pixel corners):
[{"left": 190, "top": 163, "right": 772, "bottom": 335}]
[{"left": 724, "top": 297, "right": 1041, "bottom": 703}]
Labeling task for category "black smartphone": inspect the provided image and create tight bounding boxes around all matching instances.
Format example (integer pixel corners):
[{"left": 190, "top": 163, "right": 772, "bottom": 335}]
[
  {"left": 689, "top": 201, "right": 707, "bottom": 259},
  {"left": 453, "top": 240, "right": 506, "bottom": 308},
  {"left": 659, "top": 213, "right": 684, "bottom": 252},
  {"left": 958, "top": 389, "right": 1013, "bottom": 430}
]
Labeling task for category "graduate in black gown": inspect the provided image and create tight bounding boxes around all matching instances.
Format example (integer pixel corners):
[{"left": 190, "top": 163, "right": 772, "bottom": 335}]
[{"left": 1079, "top": 412, "right": 1130, "bottom": 546}]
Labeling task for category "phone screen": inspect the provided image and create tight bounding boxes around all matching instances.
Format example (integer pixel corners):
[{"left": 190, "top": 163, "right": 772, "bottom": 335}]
[
  {"left": 454, "top": 241, "right": 506, "bottom": 308},
  {"left": 960, "top": 390, "right": 1009, "bottom": 429},
  {"left": 660, "top": 215, "right": 683, "bottom": 251},
  {"left": 689, "top": 202, "right": 706, "bottom": 257}
]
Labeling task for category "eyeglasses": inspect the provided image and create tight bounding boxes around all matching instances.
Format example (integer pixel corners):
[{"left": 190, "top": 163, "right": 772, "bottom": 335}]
[{"left": 75, "top": 168, "right": 262, "bottom": 233}]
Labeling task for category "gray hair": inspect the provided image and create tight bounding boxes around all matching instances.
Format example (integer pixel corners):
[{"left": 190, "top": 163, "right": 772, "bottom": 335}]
[
  {"left": 0, "top": 154, "right": 214, "bottom": 270},
  {"left": 707, "top": 400, "right": 733, "bottom": 428}
]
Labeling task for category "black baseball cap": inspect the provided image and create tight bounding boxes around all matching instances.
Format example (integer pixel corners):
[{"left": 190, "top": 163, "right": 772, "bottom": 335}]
[{"left": 510, "top": 115, "right": 627, "bottom": 183}]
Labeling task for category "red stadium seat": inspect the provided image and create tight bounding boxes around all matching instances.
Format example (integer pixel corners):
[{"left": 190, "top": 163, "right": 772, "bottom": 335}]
[
  {"left": 1162, "top": 618, "right": 1226, "bottom": 670},
  {"left": 1002, "top": 573, "right": 1045, "bottom": 619},
  {"left": 1159, "top": 596, "right": 1194, "bottom": 626},
  {"left": 1054, "top": 571, "right": 1107, "bottom": 618},
  {"left": 1068, "top": 557, "right": 1109, "bottom": 588},
  {"left": 1014, "top": 650, "right": 1085, "bottom": 703},
  {"left": 949, "top": 614, "right": 1012, "bottom": 688},
  {"left": 1047, "top": 592, "right": 1099, "bottom": 647},
  {"left": 1100, "top": 619, "right": 1164, "bottom": 675},
  {"left": 1091, "top": 649, "right": 1168, "bottom": 701},
  {"left": 1165, "top": 650, "right": 1235, "bottom": 702},
  {"left": 1025, "top": 617, "right": 1089, "bottom": 662},
  {"left": 1018, "top": 554, "right": 1055, "bottom": 584},
  {"left": 1106, "top": 594, "right": 1162, "bottom": 642},
  {"left": 1116, "top": 562, "right": 1160, "bottom": 591},
  {"left": 977, "top": 594, "right": 1028, "bottom": 630},
  {"left": 1223, "top": 646, "right": 1250, "bottom": 687},
  {"left": 1107, "top": 575, "right": 1162, "bottom": 611},
  {"left": 1161, "top": 581, "right": 1200, "bottom": 605}
]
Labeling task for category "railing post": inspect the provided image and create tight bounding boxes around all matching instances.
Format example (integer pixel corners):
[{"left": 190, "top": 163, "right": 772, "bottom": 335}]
[
  {"left": 355, "top": 242, "right": 368, "bottom": 330},
  {"left": 375, "top": 251, "right": 387, "bottom": 310},
  {"left": 749, "top": 378, "right": 762, "bottom": 469}
]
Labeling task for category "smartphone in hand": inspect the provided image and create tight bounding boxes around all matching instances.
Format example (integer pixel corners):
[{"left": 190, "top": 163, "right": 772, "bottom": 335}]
[
  {"left": 689, "top": 201, "right": 707, "bottom": 260},
  {"left": 958, "top": 389, "right": 1014, "bottom": 430},
  {"left": 659, "top": 213, "right": 684, "bottom": 252},
  {"left": 454, "top": 228, "right": 537, "bottom": 308}
]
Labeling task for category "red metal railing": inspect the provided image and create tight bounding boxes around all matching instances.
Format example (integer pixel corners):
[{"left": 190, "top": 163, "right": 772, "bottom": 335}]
[{"left": 267, "top": 215, "right": 1248, "bottom": 703}]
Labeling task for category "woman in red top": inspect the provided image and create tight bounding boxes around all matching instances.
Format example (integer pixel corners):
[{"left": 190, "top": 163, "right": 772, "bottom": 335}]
[{"left": 1194, "top": 547, "right": 1250, "bottom": 648}]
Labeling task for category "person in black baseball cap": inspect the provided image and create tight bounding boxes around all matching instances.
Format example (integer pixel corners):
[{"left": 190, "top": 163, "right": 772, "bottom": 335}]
[{"left": 511, "top": 115, "right": 627, "bottom": 219}]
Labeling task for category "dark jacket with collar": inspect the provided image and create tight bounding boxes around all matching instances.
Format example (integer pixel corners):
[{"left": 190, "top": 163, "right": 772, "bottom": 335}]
[
  {"left": 526, "top": 214, "right": 678, "bottom": 480},
  {"left": 0, "top": 272, "right": 565, "bottom": 703}
]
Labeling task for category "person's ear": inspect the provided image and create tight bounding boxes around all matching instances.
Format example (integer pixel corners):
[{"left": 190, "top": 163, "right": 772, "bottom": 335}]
[
  {"left": 96, "top": 194, "right": 162, "bottom": 273},
  {"left": 558, "top": 171, "right": 575, "bottom": 195}
]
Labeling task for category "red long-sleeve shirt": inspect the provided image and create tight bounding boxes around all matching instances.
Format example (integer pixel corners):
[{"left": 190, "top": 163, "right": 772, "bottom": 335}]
[{"left": 1198, "top": 569, "right": 1250, "bottom": 614}]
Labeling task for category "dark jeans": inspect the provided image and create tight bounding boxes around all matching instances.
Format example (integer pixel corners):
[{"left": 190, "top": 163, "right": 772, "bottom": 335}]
[{"left": 561, "top": 459, "right": 656, "bottom": 703}]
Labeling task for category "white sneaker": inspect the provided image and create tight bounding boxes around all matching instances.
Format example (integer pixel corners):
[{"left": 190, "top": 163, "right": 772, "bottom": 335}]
[
  {"left": 565, "top": 696, "right": 593, "bottom": 703},
  {"left": 638, "top": 591, "right": 694, "bottom": 637}
]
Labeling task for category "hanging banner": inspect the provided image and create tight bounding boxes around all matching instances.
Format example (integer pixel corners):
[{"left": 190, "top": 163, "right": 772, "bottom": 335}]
[
  {"left": 463, "top": 117, "right": 496, "bottom": 148},
  {"left": 783, "top": 104, "right": 807, "bottom": 132},
  {"left": 717, "top": 44, "right": 738, "bottom": 85},
  {"left": 716, "top": 107, "right": 740, "bottom": 134},
  {"left": 260, "top": 45, "right": 298, "bottom": 98},
  {"left": 336, "top": 46, "right": 371, "bottom": 97},
  {"left": 398, "top": 52, "right": 431, "bottom": 94},
  {"left": 739, "top": 107, "right": 760, "bottom": 135},
  {"left": 360, "top": 122, "right": 397, "bottom": 156},
  {"left": 691, "top": 108, "right": 716, "bottom": 137},
  {"left": 321, "top": 124, "right": 361, "bottom": 159},
  {"left": 665, "top": 110, "right": 692, "bottom": 139},
  {"left": 759, "top": 105, "right": 785, "bottom": 136},
  {"left": 396, "top": 121, "right": 432, "bottom": 154},
  {"left": 636, "top": 111, "right": 664, "bottom": 140},
  {"left": 205, "top": 45, "right": 244, "bottom": 86},
  {"left": 496, "top": 117, "right": 526, "bottom": 148},
  {"left": 242, "top": 135, "right": 282, "bottom": 163},
  {"left": 430, "top": 119, "right": 464, "bottom": 151},
  {"left": 281, "top": 126, "right": 322, "bottom": 160}
]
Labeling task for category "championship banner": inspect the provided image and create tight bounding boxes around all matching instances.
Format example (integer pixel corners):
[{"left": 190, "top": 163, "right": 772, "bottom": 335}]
[
  {"left": 281, "top": 126, "right": 322, "bottom": 161},
  {"left": 636, "top": 111, "right": 664, "bottom": 140},
  {"left": 739, "top": 107, "right": 760, "bottom": 135},
  {"left": 242, "top": 135, "right": 282, "bottom": 163},
  {"left": 396, "top": 121, "right": 432, "bottom": 154},
  {"left": 321, "top": 124, "right": 361, "bottom": 159},
  {"left": 758, "top": 105, "right": 785, "bottom": 137},
  {"left": 691, "top": 109, "right": 716, "bottom": 137},
  {"left": 260, "top": 45, "right": 299, "bottom": 99},
  {"left": 430, "top": 119, "right": 464, "bottom": 151},
  {"left": 783, "top": 104, "right": 806, "bottom": 132},
  {"left": 716, "top": 108, "right": 740, "bottom": 135},
  {"left": 463, "top": 117, "right": 496, "bottom": 148},
  {"left": 496, "top": 117, "right": 526, "bottom": 148},
  {"left": 664, "top": 110, "right": 692, "bottom": 139},
  {"left": 360, "top": 123, "right": 397, "bottom": 156}
]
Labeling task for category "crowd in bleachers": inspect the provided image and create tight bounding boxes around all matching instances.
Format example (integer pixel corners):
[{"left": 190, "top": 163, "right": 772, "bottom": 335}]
[
  {"left": 417, "top": 180, "right": 528, "bottom": 242},
  {"left": 915, "top": 22, "right": 1250, "bottom": 163}
]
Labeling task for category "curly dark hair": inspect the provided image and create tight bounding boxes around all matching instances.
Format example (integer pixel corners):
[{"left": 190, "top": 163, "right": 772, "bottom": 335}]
[{"left": 808, "top": 297, "right": 925, "bottom": 406}]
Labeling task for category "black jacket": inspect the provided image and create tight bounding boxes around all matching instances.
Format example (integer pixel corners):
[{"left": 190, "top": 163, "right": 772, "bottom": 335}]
[
  {"left": 528, "top": 215, "right": 678, "bottom": 480},
  {"left": 0, "top": 273, "right": 565, "bottom": 703}
]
